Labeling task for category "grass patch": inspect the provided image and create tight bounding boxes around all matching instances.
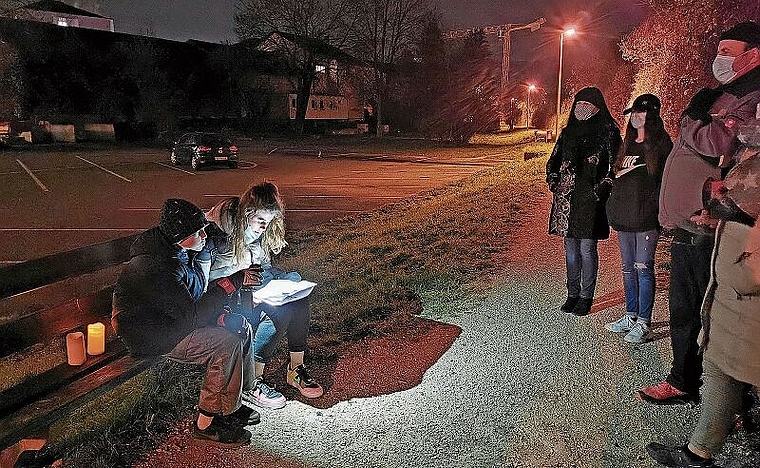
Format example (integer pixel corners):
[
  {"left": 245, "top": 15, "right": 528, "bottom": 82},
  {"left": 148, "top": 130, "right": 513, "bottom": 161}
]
[{"left": 43, "top": 138, "right": 553, "bottom": 465}]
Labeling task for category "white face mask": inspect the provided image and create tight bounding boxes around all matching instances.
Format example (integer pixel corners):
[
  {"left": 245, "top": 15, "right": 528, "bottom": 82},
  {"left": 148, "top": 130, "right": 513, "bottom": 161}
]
[
  {"left": 712, "top": 54, "right": 737, "bottom": 84},
  {"left": 574, "top": 101, "right": 599, "bottom": 121},
  {"left": 630, "top": 111, "right": 646, "bottom": 129}
]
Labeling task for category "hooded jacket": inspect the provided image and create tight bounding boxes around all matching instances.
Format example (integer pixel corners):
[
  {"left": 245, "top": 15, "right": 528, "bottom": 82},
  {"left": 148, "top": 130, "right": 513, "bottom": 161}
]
[
  {"left": 112, "top": 227, "right": 214, "bottom": 356},
  {"left": 547, "top": 87, "right": 622, "bottom": 239},
  {"left": 659, "top": 66, "right": 760, "bottom": 233}
]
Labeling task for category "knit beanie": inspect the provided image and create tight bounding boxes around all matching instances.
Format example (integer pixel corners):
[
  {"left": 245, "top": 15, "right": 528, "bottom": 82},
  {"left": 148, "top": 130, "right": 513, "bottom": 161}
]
[
  {"left": 719, "top": 21, "right": 760, "bottom": 45},
  {"left": 159, "top": 198, "right": 208, "bottom": 243}
]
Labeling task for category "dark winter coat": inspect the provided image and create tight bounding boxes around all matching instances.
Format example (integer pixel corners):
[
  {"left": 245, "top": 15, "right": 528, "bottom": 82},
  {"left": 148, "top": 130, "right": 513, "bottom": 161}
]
[
  {"left": 111, "top": 227, "right": 218, "bottom": 356},
  {"left": 606, "top": 138, "right": 673, "bottom": 232},
  {"left": 547, "top": 120, "right": 621, "bottom": 239}
]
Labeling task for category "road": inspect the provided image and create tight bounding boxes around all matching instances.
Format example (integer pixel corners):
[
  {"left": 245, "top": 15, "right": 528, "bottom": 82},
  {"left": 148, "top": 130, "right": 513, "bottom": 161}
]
[{"left": 0, "top": 141, "right": 496, "bottom": 263}]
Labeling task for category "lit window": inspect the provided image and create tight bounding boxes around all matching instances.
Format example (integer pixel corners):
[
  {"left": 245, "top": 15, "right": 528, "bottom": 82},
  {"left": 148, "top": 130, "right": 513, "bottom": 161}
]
[
  {"left": 57, "top": 17, "right": 68, "bottom": 27},
  {"left": 315, "top": 65, "right": 326, "bottom": 73}
]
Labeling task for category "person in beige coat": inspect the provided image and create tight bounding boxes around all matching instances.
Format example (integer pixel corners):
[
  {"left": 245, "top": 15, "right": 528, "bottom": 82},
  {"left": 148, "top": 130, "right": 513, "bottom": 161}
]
[{"left": 647, "top": 141, "right": 760, "bottom": 467}]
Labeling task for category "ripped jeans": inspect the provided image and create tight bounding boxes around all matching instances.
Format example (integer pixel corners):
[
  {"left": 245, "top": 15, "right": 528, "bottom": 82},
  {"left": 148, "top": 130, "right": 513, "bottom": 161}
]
[{"left": 616, "top": 229, "right": 659, "bottom": 323}]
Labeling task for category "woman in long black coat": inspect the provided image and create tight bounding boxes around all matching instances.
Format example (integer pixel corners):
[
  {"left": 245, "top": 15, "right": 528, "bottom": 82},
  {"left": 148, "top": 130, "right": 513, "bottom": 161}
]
[{"left": 546, "top": 87, "right": 621, "bottom": 316}]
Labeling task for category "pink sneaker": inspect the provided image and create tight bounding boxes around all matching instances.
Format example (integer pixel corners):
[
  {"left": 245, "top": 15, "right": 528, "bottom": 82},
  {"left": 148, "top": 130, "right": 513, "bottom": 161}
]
[{"left": 637, "top": 381, "right": 699, "bottom": 405}]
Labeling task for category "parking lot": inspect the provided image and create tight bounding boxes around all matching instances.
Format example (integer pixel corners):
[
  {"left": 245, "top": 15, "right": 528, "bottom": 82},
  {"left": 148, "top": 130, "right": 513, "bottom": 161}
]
[{"left": 0, "top": 141, "right": 497, "bottom": 263}]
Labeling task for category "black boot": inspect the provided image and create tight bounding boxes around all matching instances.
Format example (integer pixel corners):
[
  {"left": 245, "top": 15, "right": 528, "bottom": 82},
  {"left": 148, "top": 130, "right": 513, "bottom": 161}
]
[
  {"left": 571, "top": 297, "right": 593, "bottom": 316},
  {"left": 560, "top": 296, "right": 579, "bottom": 313}
]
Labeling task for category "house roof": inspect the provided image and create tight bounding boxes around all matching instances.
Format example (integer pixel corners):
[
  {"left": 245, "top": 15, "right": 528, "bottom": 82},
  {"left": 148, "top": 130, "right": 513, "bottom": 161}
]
[
  {"left": 23, "top": 0, "right": 108, "bottom": 19},
  {"left": 255, "top": 31, "right": 363, "bottom": 66}
]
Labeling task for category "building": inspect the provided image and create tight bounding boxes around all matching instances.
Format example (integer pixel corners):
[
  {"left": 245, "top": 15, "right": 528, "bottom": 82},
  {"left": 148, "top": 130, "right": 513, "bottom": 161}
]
[{"left": 15, "top": 0, "right": 114, "bottom": 32}]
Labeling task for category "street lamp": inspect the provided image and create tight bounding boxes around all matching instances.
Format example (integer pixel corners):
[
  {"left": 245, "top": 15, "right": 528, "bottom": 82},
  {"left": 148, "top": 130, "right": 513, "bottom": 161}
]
[
  {"left": 555, "top": 27, "right": 576, "bottom": 138},
  {"left": 526, "top": 84, "right": 536, "bottom": 129}
]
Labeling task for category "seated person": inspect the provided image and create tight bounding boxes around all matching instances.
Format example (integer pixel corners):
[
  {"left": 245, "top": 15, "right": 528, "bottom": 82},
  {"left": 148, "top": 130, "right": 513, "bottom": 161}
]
[
  {"left": 205, "top": 182, "right": 324, "bottom": 410},
  {"left": 112, "top": 198, "right": 259, "bottom": 446}
]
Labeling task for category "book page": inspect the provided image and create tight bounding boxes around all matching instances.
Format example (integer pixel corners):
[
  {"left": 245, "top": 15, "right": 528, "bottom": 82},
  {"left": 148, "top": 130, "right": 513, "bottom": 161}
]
[{"left": 251, "top": 279, "right": 317, "bottom": 306}]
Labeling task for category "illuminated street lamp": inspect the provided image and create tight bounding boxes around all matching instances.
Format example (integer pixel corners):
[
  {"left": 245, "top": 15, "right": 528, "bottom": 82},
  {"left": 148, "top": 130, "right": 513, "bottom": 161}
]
[
  {"left": 526, "top": 84, "right": 536, "bottom": 128},
  {"left": 555, "top": 27, "right": 576, "bottom": 138}
]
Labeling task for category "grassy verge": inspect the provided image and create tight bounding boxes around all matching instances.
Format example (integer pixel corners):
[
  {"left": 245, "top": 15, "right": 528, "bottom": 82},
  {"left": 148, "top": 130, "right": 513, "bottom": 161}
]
[{"left": 43, "top": 137, "right": 553, "bottom": 466}]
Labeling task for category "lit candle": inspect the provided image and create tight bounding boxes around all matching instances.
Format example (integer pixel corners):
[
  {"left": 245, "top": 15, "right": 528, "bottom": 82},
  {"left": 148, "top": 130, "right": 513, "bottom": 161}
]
[
  {"left": 87, "top": 322, "right": 105, "bottom": 356},
  {"left": 66, "top": 332, "right": 86, "bottom": 365}
]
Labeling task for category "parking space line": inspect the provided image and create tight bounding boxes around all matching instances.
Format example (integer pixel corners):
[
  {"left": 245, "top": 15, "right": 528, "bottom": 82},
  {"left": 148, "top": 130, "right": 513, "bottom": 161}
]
[
  {"left": 76, "top": 156, "right": 132, "bottom": 182},
  {"left": 155, "top": 162, "right": 196, "bottom": 175},
  {"left": 16, "top": 159, "right": 49, "bottom": 192}
]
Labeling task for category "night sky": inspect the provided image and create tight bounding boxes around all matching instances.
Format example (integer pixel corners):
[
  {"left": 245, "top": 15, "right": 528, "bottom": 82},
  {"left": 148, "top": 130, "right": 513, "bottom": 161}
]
[{"left": 75, "top": 0, "right": 648, "bottom": 46}]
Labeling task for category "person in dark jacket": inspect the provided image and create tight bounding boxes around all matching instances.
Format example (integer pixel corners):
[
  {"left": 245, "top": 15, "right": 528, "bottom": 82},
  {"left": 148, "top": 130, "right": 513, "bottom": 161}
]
[
  {"left": 604, "top": 94, "right": 673, "bottom": 343},
  {"left": 547, "top": 86, "right": 622, "bottom": 316},
  {"left": 112, "top": 198, "right": 259, "bottom": 446}
]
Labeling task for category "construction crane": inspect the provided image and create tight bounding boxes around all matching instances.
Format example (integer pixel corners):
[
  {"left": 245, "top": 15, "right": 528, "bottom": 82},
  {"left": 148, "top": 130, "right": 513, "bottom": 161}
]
[{"left": 443, "top": 17, "right": 546, "bottom": 129}]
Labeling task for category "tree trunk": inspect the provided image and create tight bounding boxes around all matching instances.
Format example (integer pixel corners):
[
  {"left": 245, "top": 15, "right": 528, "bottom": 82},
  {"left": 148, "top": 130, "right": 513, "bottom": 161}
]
[{"left": 294, "top": 72, "right": 314, "bottom": 135}]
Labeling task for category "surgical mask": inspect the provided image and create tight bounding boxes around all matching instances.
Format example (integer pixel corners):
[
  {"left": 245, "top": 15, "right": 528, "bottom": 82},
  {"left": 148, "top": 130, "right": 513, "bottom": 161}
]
[
  {"left": 712, "top": 54, "right": 737, "bottom": 84},
  {"left": 574, "top": 101, "right": 599, "bottom": 121},
  {"left": 630, "top": 112, "right": 646, "bottom": 129}
]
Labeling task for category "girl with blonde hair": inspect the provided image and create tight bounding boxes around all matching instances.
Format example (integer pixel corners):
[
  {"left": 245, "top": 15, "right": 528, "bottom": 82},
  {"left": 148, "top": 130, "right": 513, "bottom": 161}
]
[{"left": 206, "top": 182, "right": 323, "bottom": 409}]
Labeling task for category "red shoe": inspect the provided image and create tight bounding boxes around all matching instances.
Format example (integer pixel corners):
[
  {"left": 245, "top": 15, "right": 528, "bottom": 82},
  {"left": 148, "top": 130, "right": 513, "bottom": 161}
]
[{"left": 637, "top": 382, "right": 699, "bottom": 405}]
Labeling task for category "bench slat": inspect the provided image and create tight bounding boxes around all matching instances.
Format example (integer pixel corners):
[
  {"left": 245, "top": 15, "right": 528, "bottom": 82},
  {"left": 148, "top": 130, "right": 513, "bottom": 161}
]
[
  {"left": 0, "top": 354, "right": 157, "bottom": 450},
  {"left": 0, "top": 234, "right": 136, "bottom": 300},
  {"left": 0, "top": 341, "right": 128, "bottom": 418}
]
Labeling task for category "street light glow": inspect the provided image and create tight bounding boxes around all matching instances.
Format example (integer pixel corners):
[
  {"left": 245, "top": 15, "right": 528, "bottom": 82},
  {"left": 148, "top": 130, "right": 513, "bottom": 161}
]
[
  {"left": 564, "top": 27, "right": 576, "bottom": 36},
  {"left": 528, "top": 84, "right": 536, "bottom": 91},
  {"left": 555, "top": 27, "right": 578, "bottom": 138}
]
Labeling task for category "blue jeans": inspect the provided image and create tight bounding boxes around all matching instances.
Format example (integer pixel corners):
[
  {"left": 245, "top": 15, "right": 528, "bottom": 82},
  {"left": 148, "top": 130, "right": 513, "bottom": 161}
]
[
  {"left": 244, "top": 297, "right": 311, "bottom": 364},
  {"left": 616, "top": 230, "right": 659, "bottom": 323},
  {"left": 564, "top": 237, "right": 599, "bottom": 299}
]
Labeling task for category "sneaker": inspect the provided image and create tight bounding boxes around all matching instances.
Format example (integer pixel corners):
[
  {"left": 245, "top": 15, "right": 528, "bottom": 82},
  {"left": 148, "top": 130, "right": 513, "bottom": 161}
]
[
  {"left": 229, "top": 405, "right": 260, "bottom": 425},
  {"left": 571, "top": 297, "right": 593, "bottom": 316},
  {"left": 645, "top": 442, "right": 714, "bottom": 467},
  {"left": 637, "top": 381, "right": 699, "bottom": 405},
  {"left": 624, "top": 321, "right": 650, "bottom": 343},
  {"left": 287, "top": 364, "right": 324, "bottom": 398},
  {"left": 605, "top": 315, "right": 636, "bottom": 333},
  {"left": 560, "top": 296, "right": 580, "bottom": 313},
  {"left": 242, "top": 379, "right": 286, "bottom": 409},
  {"left": 193, "top": 416, "right": 252, "bottom": 447}
]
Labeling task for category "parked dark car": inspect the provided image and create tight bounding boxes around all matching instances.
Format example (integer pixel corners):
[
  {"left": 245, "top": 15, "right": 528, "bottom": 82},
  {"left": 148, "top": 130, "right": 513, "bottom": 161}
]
[{"left": 170, "top": 132, "right": 239, "bottom": 170}]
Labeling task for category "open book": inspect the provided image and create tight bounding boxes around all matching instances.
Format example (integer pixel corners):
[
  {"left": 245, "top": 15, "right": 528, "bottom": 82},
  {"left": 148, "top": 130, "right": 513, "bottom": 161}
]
[{"left": 251, "top": 279, "right": 317, "bottom": 306}]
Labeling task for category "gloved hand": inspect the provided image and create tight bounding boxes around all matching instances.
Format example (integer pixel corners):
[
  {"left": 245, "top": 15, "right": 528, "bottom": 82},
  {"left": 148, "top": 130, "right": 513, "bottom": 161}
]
[
  {"left": 546, "top": 173, "right": 559, "bottom": 192},
  {"left": 682, "top": 87, "right": 721, "bottom": 123},
  {"left": 217, "top": 310, "right": 251, "bottom": 342},
  {"left": 593, "top": 177, "right": 614, "bottom": 202}
]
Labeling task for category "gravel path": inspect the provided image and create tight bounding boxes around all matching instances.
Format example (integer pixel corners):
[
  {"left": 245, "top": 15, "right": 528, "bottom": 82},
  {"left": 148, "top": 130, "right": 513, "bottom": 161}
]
[{"left": 139, "top": 194, "right": 759, "bottom": 468}]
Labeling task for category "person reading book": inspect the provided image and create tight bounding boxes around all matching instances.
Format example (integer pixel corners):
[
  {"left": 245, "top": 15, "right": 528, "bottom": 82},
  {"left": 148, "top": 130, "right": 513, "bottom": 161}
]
[{"left": 204, "top": 182, "right": 324, "bottom": 409}]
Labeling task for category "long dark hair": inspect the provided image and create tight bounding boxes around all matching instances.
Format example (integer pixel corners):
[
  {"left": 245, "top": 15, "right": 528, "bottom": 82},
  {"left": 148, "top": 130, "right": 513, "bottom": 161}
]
[{"left": 615, "top": 109, "right": 672, "bottom": 175}]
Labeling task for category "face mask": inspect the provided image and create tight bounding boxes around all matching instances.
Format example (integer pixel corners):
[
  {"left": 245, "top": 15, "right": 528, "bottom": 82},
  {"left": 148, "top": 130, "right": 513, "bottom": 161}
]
[
  {"left": 574, "top": 101, "right": 599, "bottom": 121},
  {"left": 630, "top": 112, "right": 646, "bottom": 129},
  {"left": 712, "top": 54, "right": 736, "bottom": 84}
]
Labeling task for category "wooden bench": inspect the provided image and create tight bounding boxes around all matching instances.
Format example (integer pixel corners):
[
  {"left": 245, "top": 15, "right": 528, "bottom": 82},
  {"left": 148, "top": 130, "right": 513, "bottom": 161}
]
[
  {"left": 534, "top": 129, "right": 553, "bottom": 142},
  {"left": 0, "top": 234, "right": 159, "bottom": 466}
]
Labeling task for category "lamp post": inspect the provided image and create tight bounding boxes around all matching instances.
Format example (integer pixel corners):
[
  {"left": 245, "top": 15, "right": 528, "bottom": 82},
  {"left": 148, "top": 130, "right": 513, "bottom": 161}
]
[
  {"left": 526, "top": 84, "right": 536, "bottom": 129},
  {"left": 555, "top": 27, "right": 575, "bottom": 138}
]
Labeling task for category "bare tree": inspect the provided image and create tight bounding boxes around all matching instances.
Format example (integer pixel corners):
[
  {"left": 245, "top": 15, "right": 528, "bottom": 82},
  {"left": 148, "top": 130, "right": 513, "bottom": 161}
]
[
  {"left": 353, "top": 0, "right": 431, "bottom": 136},
  {"left": 235, "top": 0, "right": 358, "bottom": 134}
]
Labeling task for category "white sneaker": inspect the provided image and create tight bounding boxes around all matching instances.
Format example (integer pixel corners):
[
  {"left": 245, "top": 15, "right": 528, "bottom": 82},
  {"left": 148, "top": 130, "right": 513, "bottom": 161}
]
[
  {"left": 605, "top": 315, "right": 636, "bottom": 333},
  {"left": 624, "top": 321, "right": 650, "bottom": 344}
]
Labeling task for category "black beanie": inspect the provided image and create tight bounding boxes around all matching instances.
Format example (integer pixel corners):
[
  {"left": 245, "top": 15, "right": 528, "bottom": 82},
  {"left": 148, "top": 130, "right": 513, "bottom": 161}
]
[
  {"left": 719, "top": 21, "right": 760, "bottom": 46},
  {"left": 159, "top": 198, "right": 207, "bottom": 244}
]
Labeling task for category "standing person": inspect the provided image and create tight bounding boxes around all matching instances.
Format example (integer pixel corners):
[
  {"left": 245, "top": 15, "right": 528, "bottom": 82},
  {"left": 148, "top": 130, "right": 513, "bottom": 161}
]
[
  {"left": 646, "top": 151, "right": 760, "bottom": 468},
  {"left": 638, "top": 21, "right": 760, "bottom": 406},
  {"left": 112, "top": 199, "right": 259, "bottom": 446},
  {"left": 205, "top": 182, "right": 324, "bottom": 410},
  {"left": 604, "top": 94, "right": 673, "bottom": 343},
  {"left": 547, "top": 86, "right": 622, "bottom": 316}
]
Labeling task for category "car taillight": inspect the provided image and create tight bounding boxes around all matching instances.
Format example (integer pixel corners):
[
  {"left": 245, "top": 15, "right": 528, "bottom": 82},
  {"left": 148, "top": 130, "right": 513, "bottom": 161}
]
[
  {"left": 198, "top": 145, "right": 212, "bottom": 152},
  {"left": 229, "top": 145, "right": 238, "bottom": 152}
]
